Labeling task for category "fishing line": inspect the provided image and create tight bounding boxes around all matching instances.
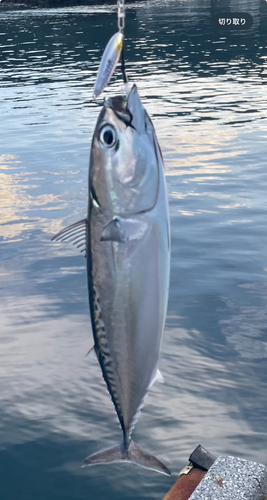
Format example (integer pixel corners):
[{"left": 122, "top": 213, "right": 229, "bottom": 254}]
[
  {"left": 117, "top": 0, "right": 128, "bottom": 87},
  {"left": 92, "top": 0, "right": 129, "bottom": 98}
]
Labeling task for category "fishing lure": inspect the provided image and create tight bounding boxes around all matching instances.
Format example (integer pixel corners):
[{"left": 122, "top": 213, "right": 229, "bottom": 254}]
[
  {"left": 93, "top": 0, "right": 127, "bottom": 98},
  {"left": 93, "top": 31, "right": 124, "bottom": 98}
]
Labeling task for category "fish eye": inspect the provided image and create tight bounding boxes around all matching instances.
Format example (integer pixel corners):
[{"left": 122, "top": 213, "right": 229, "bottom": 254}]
[{"left": 99, "top": 125, "right": 117, "bottom": 148}]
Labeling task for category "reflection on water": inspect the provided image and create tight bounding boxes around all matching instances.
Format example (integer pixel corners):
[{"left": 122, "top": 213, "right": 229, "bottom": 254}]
[{"left": 1, "top": 0, "right": 267, "bottom": 499}]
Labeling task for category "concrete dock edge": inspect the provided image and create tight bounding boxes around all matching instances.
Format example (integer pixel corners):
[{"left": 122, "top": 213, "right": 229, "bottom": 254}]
[{"left": 188, "top": 455, "right": 267, "bottom": 500}]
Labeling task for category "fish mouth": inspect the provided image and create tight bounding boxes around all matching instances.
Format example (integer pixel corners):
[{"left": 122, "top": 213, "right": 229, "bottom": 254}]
[
  {"left": 106, "top": 88, "right": 135, "bottom": 127},
  {"left": 106, "top": 85, "right": 146, "bottom": 134}
]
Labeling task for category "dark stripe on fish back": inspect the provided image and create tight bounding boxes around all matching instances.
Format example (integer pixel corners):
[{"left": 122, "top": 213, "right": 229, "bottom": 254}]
[
  {"left": 92, "top": 286, "right": 124, "bottom": 427},
  {"left": 86, "top": 197, "right": 126, "bottom": 438}
]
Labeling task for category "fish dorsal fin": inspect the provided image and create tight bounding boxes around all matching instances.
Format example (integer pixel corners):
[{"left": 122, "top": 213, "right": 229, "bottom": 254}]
[
  {"left": 101, "top": 218, "right": 126, "bottom": 243},
  {"left": 52, "top": 219, "right": 87, "bottom": 256},
  {"left": 85, "top": 345, "right": 99, "bottom": 366}
]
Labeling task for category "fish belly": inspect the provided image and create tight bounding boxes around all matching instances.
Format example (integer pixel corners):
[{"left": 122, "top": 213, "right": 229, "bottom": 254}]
[{"left": 89, "top": 208, "right": 169, "bottom": 434}]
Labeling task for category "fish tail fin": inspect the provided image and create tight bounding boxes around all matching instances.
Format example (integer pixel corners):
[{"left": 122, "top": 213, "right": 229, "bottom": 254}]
[
  {"left": 127, "top": 440, "right": 171, "bottom": 476},
  {"left": 83, "top": 440, "right": 170, "bottom": 476}
]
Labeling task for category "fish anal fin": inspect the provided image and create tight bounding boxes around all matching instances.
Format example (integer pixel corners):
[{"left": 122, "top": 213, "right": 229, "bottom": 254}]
[
  {"left": 149, "top": 369, "right": 164, "bottom": 389},
  {"left": 52, "top": 219, "right": 87, "bottom": 256},
  {"left": 83, "top": 440, "right": 170, "bottom": 476}
]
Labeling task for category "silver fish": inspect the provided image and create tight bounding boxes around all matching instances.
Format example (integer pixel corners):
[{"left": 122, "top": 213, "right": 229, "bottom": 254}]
[
  {"left": 52, "top": 85, "right": 170, "bottom": 475},
  {"left": 93, "top": 31, "right": 123, "bottom": 99}
]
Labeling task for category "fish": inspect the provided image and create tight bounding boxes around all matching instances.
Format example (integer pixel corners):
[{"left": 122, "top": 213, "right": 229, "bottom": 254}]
[
  {"left": 93, "top": 31, "right": 123, "bottom": 99},
  {"left": 52, "top": 84, "right": 171, "bottom": 476}
]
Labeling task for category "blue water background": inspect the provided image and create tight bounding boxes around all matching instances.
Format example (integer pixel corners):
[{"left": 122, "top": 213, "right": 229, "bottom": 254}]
[{"left": 1, "top": 0, "right": 267, "bottom": 498}]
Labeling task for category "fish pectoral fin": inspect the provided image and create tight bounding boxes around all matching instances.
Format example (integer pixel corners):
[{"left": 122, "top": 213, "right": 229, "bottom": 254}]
[
  {"left": 51, "top": 219, "right": 87, "bottom": 256},
  {"left": 149, "top": 368, "right": 165, "bottom": 389},
  {"left": 101, "top": 216, "right": 150, "bottom": 243},
  {"left": 83, "top": 440, "right": 171, "bottom": 476},
  {"left": 101, "top": 218, "right": 126, "bottom": 243}
]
